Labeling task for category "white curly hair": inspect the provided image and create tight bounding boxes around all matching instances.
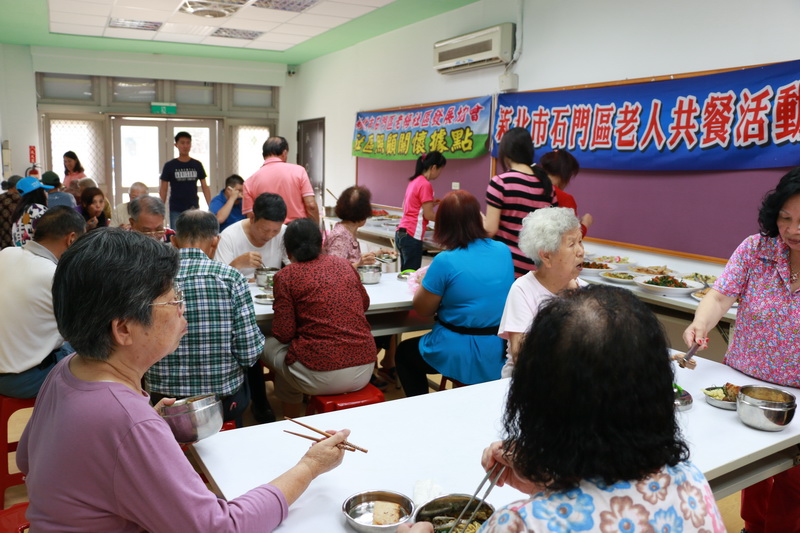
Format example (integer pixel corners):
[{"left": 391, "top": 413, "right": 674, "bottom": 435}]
[{"left": 518, "top": 207, "right": 580, "bottom": 267}]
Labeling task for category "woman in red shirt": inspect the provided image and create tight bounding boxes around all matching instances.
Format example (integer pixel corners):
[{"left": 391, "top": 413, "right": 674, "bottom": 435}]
[
  {"left": 539, "top": 149, "right": 592, "bottom": 236},
  {"left": 263, "top": 218, "right": 377, "bottom": 417}
]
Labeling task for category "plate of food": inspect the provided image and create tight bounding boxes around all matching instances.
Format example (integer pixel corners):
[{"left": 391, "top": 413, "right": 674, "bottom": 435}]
[
  {"left": 634, "top": 275, "right": 703, "bottom": 296},
  {"left": 599, "top": 271, "right": 637, "bottom": 284},
  {"left": 691, "top": 287, "right": 739, "bottom": 307},
  {"left": 579, "top": 261, "right": 617, "bottom": 277},
  {"left": 702, "top": 383, "right": 740, "bottom": 410},
  {"left": 681, "top": 272, "right": 718, "bottom": 285},
  {"left": 594, "top": 255, "right": 638, "bottom": 269},
  {"left": 629, "top": 265, "right": 676, "bottom": 276},
  {"left": 253, "top": 293, "right": 274, "bottom": 305}
]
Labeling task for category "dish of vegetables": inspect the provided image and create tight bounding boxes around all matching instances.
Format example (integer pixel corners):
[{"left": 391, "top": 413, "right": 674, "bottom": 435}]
[
  {"left": 599, "top": 271, "right": 637, "bottom": 284},
  {"left": 645, "top": 275, "right": 688, "bottom": 288},
  {"left": 634, "top": 275, "right": 703, "bottom": 296}
]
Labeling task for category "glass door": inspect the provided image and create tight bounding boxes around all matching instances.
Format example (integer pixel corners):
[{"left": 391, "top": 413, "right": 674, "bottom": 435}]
[{"left": 111, "top": 117, "right": 219, "bottom": 216}]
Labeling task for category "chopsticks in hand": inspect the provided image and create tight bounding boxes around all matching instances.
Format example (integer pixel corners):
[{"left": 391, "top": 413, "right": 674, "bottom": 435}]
[
  {"left": 284, "top": 416, "right": 368, "bottom": 453},
  {"left": 282, "top": 430, "right": 357, "bottom": 452}
]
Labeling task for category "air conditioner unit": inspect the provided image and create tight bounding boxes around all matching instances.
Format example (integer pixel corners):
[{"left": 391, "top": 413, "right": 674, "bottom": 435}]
[{"left": 433, "top": 23, "right": 515, "bottom": 74}]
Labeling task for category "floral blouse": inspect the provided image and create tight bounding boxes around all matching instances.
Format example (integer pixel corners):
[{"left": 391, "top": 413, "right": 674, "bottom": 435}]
[
  {"left": 11, "top": 203, "right": 47, "bottom": 247},
  {"left": 478, "top": 461, "right": 724, "bottom": 533},
  {"left": 323, "top": 222, "right": 361, "bottom": 265}
]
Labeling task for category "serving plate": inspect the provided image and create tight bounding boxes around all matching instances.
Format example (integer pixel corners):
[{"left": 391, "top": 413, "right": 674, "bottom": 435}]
[
  {"left": 579, "top": 261, "right": 617, "bottom": 277},
  {"left": 254, "top": 293, "right": 274, "bottom": 305},
  {"left": 629, "top": 265, "right": 677, "bottom": 276},
  {"left": 599, "top": 271, "right": 638, "bottom": 284},
  {"left": 633, "top": 275, "right": 703, "bottom": 296},
  {"left": 594, "top": 256, "right": 638, "bottom": 270},
  {"left": 690, "top": 289, "right": 739, "bottom": 307},
  {"left": 703, "top": 387, "right": 738, "bottom": 410}
]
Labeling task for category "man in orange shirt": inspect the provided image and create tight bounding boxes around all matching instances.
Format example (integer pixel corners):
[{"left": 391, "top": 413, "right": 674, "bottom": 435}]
[{"left": 241, "top": 136, "right": 319, "bottom": 224}]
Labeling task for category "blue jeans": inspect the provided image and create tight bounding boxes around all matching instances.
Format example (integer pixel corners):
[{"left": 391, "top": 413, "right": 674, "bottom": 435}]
[
  {"left": 0, "top": 342, "right": 74, "bottom": 399},
  {"left": 169, "top": 210, "right": 182, "bottom": 230},
  {"left": 395, "top": 229, "right": 423, "bottom": 271}
]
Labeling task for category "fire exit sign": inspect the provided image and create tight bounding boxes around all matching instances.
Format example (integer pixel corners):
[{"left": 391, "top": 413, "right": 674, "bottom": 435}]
[{"left": 150, "top": 102, "right": 177, "bottom": 115}]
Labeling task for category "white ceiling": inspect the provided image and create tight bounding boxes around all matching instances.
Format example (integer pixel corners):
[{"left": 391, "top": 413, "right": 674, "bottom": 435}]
[{"left": 47, "top": 0, "right": 395, "bottom": 52}]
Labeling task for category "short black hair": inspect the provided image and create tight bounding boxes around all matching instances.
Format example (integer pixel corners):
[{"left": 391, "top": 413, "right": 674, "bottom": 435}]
[
  {"left": 175, "top": 209, "right": 219, "bottom": 243},
  {"left": 408, "top": 151, "right": 447, "bottom": 181},
  {"left": 53, "top": 228, "right": 180, "bottom": 361},
  {"left": 33, "top": 205, "right": 86, "bottom": 242},
  {"left": 335, "top": 186, "right": 372, "bottom": 222},
  {"left": 253, "top": 193, "right": 286, "bottom": 223},
  {"left": 759, "top": 167, "right": 800, "bottom": 238},
  {"left": 284, "top": 218, "right": 321, "bottom": 262},
  {"left": 174, "top": 131, "right": 192, "bottom": 143},
  {"left": 262, "top": 136, "right": 289, "bottom": 158},
  {"left": 504, "top": 284, "right": 688, "bottom": 492},
  {"left": 225, "top": 174, "right": 244, "bottom": 188}
]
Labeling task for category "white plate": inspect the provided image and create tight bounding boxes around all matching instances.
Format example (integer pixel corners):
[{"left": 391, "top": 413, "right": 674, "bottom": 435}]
[
  {"left": 599, "top": 271, "right": 638, "bottom": 284},
  {"left": 629, "top": 265, "right": 677, "bottom": 276},
  {"left": 579, "top": 262, "right": 617, "bottom": 277},
  {"left": 254, "top": 294, "right": 274, "bottom": 305},
  {"left": 634, "top": 275, "right": 703, "bottom": 296},
  {"left": 593, "top": 256, "right": 638, "bottom": 270},
  {"left": 678, "top": 272, "right": 718, "bottom": 285},
  {"left": 691, "top": 290, "right": 739, "bottom": 307}
]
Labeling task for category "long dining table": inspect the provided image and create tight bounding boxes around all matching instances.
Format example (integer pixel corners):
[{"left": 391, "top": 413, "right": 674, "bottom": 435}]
[{"left": 191, "top": 357, "right": 800, "bottom": 532}]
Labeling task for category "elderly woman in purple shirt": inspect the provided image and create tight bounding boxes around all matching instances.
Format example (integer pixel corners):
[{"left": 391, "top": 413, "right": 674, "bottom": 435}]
[{"left": 684, "top": 167, "right": 800, "bottom": 533}]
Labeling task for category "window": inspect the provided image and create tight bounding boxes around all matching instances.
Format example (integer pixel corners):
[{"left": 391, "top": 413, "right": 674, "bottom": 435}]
[
  {"left": 232, "top": 125, "right": 271, "bottom": 177},
  {"left": 175, "top": 81, "right": 216, "bottom": 106},
  {"left": 112, "top": 78, "right": 156, "bottom": 103},
  {"left": 48, "top": 119, "right": 106, "bottom": 186},
  {"left": 232, "top": 84, "right": 273, "bottom": 108},
  {"left": 40, "top": 74, "right": 95, "bottom": 101}
]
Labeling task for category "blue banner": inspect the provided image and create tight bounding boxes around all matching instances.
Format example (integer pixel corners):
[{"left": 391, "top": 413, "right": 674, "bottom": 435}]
[
  {"left": 493, "top": 60, "right": 800, "bottom": 170},
  {"left": 354, "top": 96, "right": 492, "bottom": 160}
]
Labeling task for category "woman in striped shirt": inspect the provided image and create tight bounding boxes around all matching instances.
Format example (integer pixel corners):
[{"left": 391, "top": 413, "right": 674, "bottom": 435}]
[{"left": 485, "top": 127, "right": 556, "bottom": 277}]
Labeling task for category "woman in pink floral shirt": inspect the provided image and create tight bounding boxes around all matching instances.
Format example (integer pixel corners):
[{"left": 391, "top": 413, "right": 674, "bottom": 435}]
[
  {"left": 684, "top": 168, "right": 800, "bottom": 533},
  {"left": 323, "top": 186, "right": 394, "bottom": 268}
]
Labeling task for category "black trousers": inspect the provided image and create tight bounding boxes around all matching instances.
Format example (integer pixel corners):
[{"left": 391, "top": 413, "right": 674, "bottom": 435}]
[{"left": 396, "top": 336, "right": 438, "bottom": 397}]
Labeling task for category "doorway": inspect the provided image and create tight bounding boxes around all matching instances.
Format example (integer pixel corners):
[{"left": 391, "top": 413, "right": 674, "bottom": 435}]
[
  {"left": 296, "top": 118, "right": 324, "bottom": 211},
  {"left": 111, "top": 117, "right": 219, "bottom": 213}
]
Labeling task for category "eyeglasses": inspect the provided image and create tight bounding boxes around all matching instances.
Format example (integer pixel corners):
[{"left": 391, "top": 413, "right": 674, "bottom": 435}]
[
  {"left": 149, "top": 286, "right": 184, "bottom": 313},
  {"left": 141, "top": 230, "right": 166, "bottom": 238}
]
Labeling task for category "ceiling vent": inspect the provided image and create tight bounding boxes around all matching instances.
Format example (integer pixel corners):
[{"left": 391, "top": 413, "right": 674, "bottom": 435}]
[
  {"left": 179, "top": 0, "right": 246, "bottom": 18},
  {"left": 434, "top": 23, "right": 515, "bottom": 74}
]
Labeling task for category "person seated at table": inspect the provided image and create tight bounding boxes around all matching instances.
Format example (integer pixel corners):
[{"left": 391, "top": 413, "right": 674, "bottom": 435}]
[
  {"left": 396, "top": 190, "right": 514, "bottom": 397},
  {"left": 80, "top": 186, "right": 109, "bottom": 231},
  {"left": 498, "top": 207, "right": 586, "bottom": 378},
  {"left": 210, "top": 174, "right": 246, "bottom": 232},
  {"left": 110, "top": 181, "right": 148, "bottom": 228},
  {"left": 41, "top": 170, "right": 77, "bottom": 208},
  {"left": 11, "top": 176, "right": 50, "bottom": 247},
  {"left": 324, "top": 185, "right": 395, "bottom": 268},
  {"left": 262, "top": 218, "right": 377, "bottom": 418},
  {"left": 684, "top": 167, "right": 800, "bottom": 533},
  {"left": 129, "top": 195, "right": 175, "bottom": 243},
  {"left": 472, "top": 285, "right": 723, "bottom": 532},
  {"left": 539, "top": 149, "right": 592, "bottom": 235},
  {"left": 145, "top": 210, "right": 270, "bottom": 426},
  {"left": 215, "top": 192, "right": 289, "bottom": 279},
  {"left": 18, "top": 228, "right": 350, "bottom": 532}
]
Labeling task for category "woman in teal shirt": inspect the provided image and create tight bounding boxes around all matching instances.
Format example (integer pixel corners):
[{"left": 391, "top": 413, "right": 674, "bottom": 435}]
[{"left": 396, "top": 190, "right": 514, "bottom": 396}]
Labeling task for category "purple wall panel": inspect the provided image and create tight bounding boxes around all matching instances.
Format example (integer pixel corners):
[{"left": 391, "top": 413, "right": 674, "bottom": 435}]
[{"left": 357, "top": 156, "right": 791, "bottom": 260}]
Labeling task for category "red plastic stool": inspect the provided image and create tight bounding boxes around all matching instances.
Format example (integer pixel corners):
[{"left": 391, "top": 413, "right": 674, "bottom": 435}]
[
  {"left": 306, "top": 384, "right": 385, "bottom": 416},
  {"left": 0, "top": 396, "right": 35, "bottom": 509},
  {"left": 0, "top": 502, "right": 29, "bottom": 532}
]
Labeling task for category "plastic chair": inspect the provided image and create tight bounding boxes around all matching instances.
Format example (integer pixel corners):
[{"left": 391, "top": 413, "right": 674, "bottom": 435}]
[
  {"left": 306, "top": 383, "right": 385, "bottom": 415},
  {"left": 0, "top": 502, "right": 29, "bottom": 532},
  {"left": 0, "top": 395, "right": 35, "bottom": 509},
  {"left": 438, "top": 376, "right": 466, "bottom": 391}
]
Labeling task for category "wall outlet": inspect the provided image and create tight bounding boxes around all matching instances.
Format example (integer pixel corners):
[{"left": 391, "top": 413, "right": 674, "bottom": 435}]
[{"left": 451, "top": 181, "right": 460, "bottom": 190}]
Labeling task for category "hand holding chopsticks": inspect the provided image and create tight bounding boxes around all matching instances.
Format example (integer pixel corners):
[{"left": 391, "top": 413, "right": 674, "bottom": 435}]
[
  {"left": 448, "top": 463, "right": 506, "bottom": 533},
  {"left": 284, "top": 417, "right": 368, "bottom": 453}
]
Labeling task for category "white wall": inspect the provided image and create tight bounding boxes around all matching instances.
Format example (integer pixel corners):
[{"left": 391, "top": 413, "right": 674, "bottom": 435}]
[
  {"left": 0, "top": 44, "right": 40, "bottom": 177},
  {"left": 285, "top": 0, "right": 800, "bottom": 200}
]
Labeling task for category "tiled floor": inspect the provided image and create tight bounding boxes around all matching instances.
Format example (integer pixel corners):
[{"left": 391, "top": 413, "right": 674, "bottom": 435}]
[{"left": 3, "top": 347, "right": 745, "bottom": 531}]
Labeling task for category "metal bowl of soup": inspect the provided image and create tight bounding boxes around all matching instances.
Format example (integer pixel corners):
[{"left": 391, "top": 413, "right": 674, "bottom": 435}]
[
  {"left": 737, "top": 385, "right": 796, "bottom": 431},
  {"left": 160, "top": 393, "right": 224, "bottom": 444},
  {"left": 357, "top": 265, "right": 382, "bottom": 284}
]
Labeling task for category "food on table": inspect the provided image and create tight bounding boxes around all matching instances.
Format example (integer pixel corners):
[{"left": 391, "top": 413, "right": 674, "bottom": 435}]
[
  {"left": 683, "top": 272, "right": 717, "bottom": 284},
  {"left": 693, "top": 287, "right": 712, "bottom": 298},
  {"left": 630, "top": 265, "right": 673, "bottom": 275},
  {"left": 595, "top": 255, "right": 633, "bottom": 263},
  {"left": 644, "top": 275, "right": 688, "bottom": 288},
  {"left": 371, "top": 209, "right": 389, "bottom": 217},
  {"left": 703, "top": 382, "right": 741, "bottom": 402},
  {"left": 745, "top": 386, "right": 788, "bottom": 402},
  {"left": 385, "top": 214, "right": 402, "bottom": 219},
  {"left": 432, "top": 517, "right": 481, "bottom": 533},
  {"left": 372, "top": 501, "right": 402, "bottom": 525},
  {"left": 583, "top": 261, "right": 611, "bottom": 269},
  {"left": 603, "top": 272, "right": 635, "bottom": 280}
]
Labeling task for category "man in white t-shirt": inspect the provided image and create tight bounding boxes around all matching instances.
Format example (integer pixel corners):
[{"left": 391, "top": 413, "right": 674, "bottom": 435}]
[
  {"left": 0, "top": 206, "right": 86, "bottom": 398},
  {"left": 215, "top": 193, "right": 289, "bottom": 279}
]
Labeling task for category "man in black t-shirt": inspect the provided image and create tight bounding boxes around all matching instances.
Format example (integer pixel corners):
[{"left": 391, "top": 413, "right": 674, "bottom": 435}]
[{"left": 159, "top": 131, "right": 211, "bottom": 228}]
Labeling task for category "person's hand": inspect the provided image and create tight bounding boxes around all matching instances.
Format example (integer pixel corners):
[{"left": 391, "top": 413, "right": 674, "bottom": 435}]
[
  {"left": 152, "top": 397, "right": 176, "bottom": 416},
  {"left": 86, "top": 216, "right": 98, "bottom": 230},
  {"left": 226, "top": 186, "right": 241, "bottom": 202},
  {"left": 378, "top": 248, "right": 396, "bottom": 257},
  {"left": 231, "top": 252, "right": 263, "bottom": 270},
  {"left": 481, "top": 441, "right": 544, "bottom": 495},
  {"left": 580, "top": 213, "right": 593, "bottom": 229},
  {"left": 119, "top": 223, "right": 131, "bottom": 231},
  {"left": 358, "top": 252, "right": 377, "bottom": 266},
  {"left": 433, "top": 198, "right": 441, "bottom": 205},
  {"left": 682, "top": 322, "right": 709, "bottom": 351},
  {"left": 298, "top": 429, "right": 351, "bottom": 478},
  {"left": 397, "top": 523, "right": 434, "bottom": 533}
]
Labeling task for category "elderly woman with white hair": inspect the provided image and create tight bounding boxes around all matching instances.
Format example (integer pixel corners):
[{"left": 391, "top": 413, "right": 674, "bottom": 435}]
[{"left": 498, "top": 207, "right": 586, "bottom": 377}]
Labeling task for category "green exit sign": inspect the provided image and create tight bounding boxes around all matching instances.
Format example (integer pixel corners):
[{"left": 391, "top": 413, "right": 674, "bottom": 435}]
[{"left": 151, "top": 102, "right": 177, "bottom": 115}]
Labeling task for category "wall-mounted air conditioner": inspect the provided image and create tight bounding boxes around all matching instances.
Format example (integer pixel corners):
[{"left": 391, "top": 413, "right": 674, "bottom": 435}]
[{"left": 433, "top": 23, "right": 515, "bottom": 74}]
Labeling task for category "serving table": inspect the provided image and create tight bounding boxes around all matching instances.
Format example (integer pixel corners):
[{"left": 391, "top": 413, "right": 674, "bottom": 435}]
[{"left": 191, "top": 358, "right": 800, "bottom": 531}]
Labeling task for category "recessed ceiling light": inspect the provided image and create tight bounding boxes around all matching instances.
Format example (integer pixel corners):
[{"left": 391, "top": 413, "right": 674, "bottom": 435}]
[
  {"left": 108, "top": 19, "right": 162, "bottom": 31},
  {"left": 212, "top": 28, "right": 264, "bottom": 40},
  {"left": 180, "top": 0, "right": 248, "bottom": 18},
  {"left": 252, "top": 0, "right": 320, "bottom": 13}
]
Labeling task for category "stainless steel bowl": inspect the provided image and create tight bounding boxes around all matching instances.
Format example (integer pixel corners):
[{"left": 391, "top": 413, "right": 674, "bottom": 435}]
[
  {"left": 161, "top": 393, "right": 224, "bottom": 443},
  {"left": 357, "top": 265, "right": 382, "bottom": 284},
  {"left": 413, "top": 494, "right": 494, "bottom": 530},
  {"left": 255, "top": 267, "right": 279, "bottom": 288},
  {"left": 342, "top": 490, "right": 414, "bottom": 533},
  {"left": 737, "top": 385, "right": 796, "bottom": 431}
]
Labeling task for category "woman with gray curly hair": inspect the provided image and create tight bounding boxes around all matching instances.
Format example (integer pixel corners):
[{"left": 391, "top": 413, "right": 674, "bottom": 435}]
[{"left": 497, "top": 207, "right": 586, "bottom": 377}]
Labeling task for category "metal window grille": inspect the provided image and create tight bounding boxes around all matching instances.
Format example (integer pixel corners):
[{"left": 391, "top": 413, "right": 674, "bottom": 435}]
[{"left": 48, "top": 119, "right": 106, "bottom": 187}]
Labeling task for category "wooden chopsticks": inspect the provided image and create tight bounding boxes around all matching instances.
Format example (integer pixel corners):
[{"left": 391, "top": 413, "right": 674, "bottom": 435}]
[{"left": 283, "top": 416, "right": 368, "bottom": 453}]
